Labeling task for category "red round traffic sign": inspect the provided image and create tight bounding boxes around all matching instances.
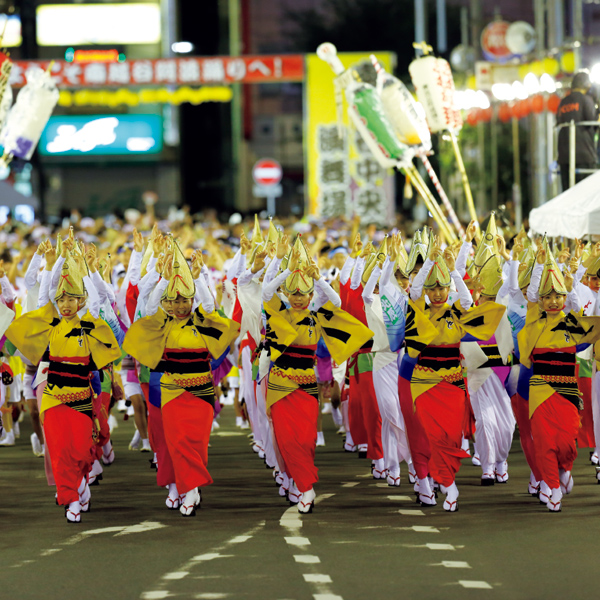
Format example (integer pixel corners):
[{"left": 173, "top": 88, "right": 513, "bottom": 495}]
[
  {"left": 253, "top": 158, "right": 282, "bottom": 186},
  {"left": 481, "top": 20, "right": 512, "bottom": 63}
]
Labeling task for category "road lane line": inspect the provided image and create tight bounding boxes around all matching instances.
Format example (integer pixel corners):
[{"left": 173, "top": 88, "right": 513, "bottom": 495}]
[
  {"left": 304, "top": 574, "right": 333, "bottom": 583},
  {"left": 162, "top": 571, "right": 190, "bottom": 580},
  {"left": 285, "top": 536, "right": 311, "bottom": 546},
  {"left": 294, "top": 555, "right": 321, "bottom": 563},
  {"left": 458, "top": 581, "right": 493, "bottom": 589}
]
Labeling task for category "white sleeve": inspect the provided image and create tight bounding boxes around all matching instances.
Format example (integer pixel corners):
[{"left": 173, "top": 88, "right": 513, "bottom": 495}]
[
  {"left": 574, "top": 263, "right": 586, "bottom": 285},
  {"left": 128, "top": 250, "right": 144, "bottom": 287},
  {"left": 350, "top": 258, "right": 365, "bottom": 290},
  {"left": 0, "top": 275, "right": 15, "bottom": 304},
  {"left": 91, "top": 270, "right": 108, "bottom": 305},
  {"left": 497, "top": 261, "right": 511, "bottom": 298},
  {"left": 379, "top": 256, "right": 394, "bottom": 289},
  {"left": 194, "top": 276, "right": 215, "bottom": 314},
  {"left": 38, "top": 270, "right": 51, "bottom": 308},
  {"left": 565, "top": 288, "right": 582, "bottom": 314},
  {"left": 134, "top": 268, "right": 160, "bottom": 320},
  {"left": 527, "top": 263, "right": 544, "bottom": 303},
  {"left": 50, "top": 255, "right": 66, "bottom": 290},
  {"left": 83, "top": 275, "right": 100, "bottom": 319},
  {"left": 263, "top": 269, "right": 290, "bottom": 302},
  {"left": 313, "top": 277, "right": 341, "bottom": 309},
  {"left": 340, "top": 256, "right": 356, "bottom": 286},
  {"left": 362, "top": 266, "right": 380, "bottom": 306},
  {"left": 237, "top": 268, "right": 257, "bottom": 287},
  {"left": 226, "top": 249, "right": 245, "bottom": 281},
  {"left": 146, "top": 278, "right": 168, "bottom": 316},
  {"left": 410, "top": 257, "right": 434, "bottom": 301},
  {"left": 451, "top": 270, "right": 472, "bottom": 311},
  {"left": 264, "top": 257, "right": 283, "bottom": 285},
  {"left": 24, "top": 253, "right": 43, "bottom": 290},
  {"left": 455, "top": 241, "right": 472, "bottom": 278}
]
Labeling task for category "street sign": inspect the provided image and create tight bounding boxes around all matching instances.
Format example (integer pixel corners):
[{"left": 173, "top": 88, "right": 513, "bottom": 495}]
[
  {"left": 252, "top": 158, "right": 282, "bottom": 186},
  {"left": 481, "top": 20, "right": 513, "bottom": 63},
  {"left": 253, "top": 183, "right": 282, "bottom": 198}
]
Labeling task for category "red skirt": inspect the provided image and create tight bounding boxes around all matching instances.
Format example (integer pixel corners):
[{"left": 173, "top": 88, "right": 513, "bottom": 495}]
[
  {"left": 398, "top": 376, "right": 431, "bottom": 480},
  {"left": 161, "top": 392, "right": 214, "bottom": 494},
  {"left": 43, "top": 405, "right": 95, "bottom": 505},
  {"left": 511, "top": 393, "right": 542, "bottom": 482},
  {"left": 577, "top": 376, "right": 595, "bottom": 448},
  {"left": 415, "top": 381, "right": 469, "bottom": 487},
  {"left": 93, "top": 391, "right": 111, "bottom": 459},
  {"left": 530, "top": 393, "right": 579, "bottom": 489},
  {"left": 348, "top": 369, "right": 383, "bottom": 459},
  {"left": 271, "top": 389, "right": 319, "bottom": 493},
  {"left": 147, "top": 400, "right": 176, "bottom": 487}
]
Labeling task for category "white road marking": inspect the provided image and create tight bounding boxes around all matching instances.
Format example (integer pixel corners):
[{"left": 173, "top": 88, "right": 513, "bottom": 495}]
[
  {"left": 162, "top": 572, "right": 189, "bottom": 580},
  {"left": 387, "top": 495, "right": 413, "bottom": 501},
  {"left": 440, "top": 561, "right": 471, "bottom": 569},
  {"left": 304, "top": 574, "right": 333, "bottom": 583},
  {"left": 285, "top": 536, "right": 311, "bottom": 546},
  {"left": 398, "top": 509, "right": 425, "bottom": 516},
  {"left": 140, "top": 522, "right": 264, "bottom": 599},
  {"left": 406, "top": 525, "right": 440, "bottom": 533},
  {"left": 229, "top": 535, "right": 252, "bottom": 544},
  {"left": 140, "top": 592, "right": 171, "bottom": 600},
  {"left": 190, "top": 553, "right": 233, "bottom": 562},
  {"left": 195, "top": 594, "right": 229, "bottom": 599},
  {"left": 294, "top": 555, "right": 321, "bottom": 564},
  {"left": 63, "top": 521, "right": 166, "bottom": 546},
  {"left": 315, "top": 493, "right": 335, "bottom": 504},
  {"left": 341, "top": 482, "right": 359, "bottom": 487},
  {"left": 426, "top": 543, "right": 456, "bottom": 550},
  {"left": 373, "top": 483, "right": 389, "bottom": 488},
  {"left": 458, "top": 581, "right": 493, "bottom": 589},
  {"left": 280, "top": 505, "right": 303, "bottom": 529},
  {"left": 39, "top": 549, "right": 62, "bottom": 556},
  {"left": 313, "top": 595, "right": 344, "bottom": 600}
]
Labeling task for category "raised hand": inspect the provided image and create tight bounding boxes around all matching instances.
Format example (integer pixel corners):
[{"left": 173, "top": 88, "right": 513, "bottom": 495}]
[
  {"left": 443, "top": 247, "right": 456, "bottom": 272},
  {"left": 277, "top": 234, "right": 290, "bottom": 260},
  {"left": 350, "top": 233, "right": 363, "bottom": 259},
  {"left": 162, "top": 253, "right": 174, "bottom": 280},
  {"left": 305, "top": 260, "right": 321, "bottom": 281},
  {"left": 465, "top": 219, "right": 478, "bottom": 243},
  {"left": 133, "top": 228, "right": 144, "bottom": 253},
  {"left": 240, "top": 232, "right": 251, "bottom": 255},
  {"left": 564, "top": 269, "right": 574, "bottom": 293},
  {"left": 557, "top": 248, "right": 571, "bottom": 265},
  {"left": 251, "top": 247, "right": 268, "bottom": 274}
]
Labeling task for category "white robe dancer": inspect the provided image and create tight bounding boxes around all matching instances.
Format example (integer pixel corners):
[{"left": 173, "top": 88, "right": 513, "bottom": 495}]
[
  {"left": 463, "top": 311, "right": 515, "bottom": 482},
  {"left": 363, "top": 263, "right": 412, "bottom": 483}
]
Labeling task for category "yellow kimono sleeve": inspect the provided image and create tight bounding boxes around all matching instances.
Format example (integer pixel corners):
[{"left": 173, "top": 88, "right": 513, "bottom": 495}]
[
  {"left": 80, "top": 311, "right": 122, "bottom": 370},
  {"left": 123, "top": 310, "right": 171, "bottom": 369},
  {"left": 5, "top": 301, "right": 58, "bottom": 365},
  {"left": 452, "top": 300, "right": 506, "bottom": 342},
  {"left": 193, "top": 307, "right": 241, "bottom": 359},
  {"left": 405, "top": 300, "right": 439, "bottom": 359},
  {"left": 314, "top": 301, "right": 374, "bottom": 365},
  {"left": 263, "top": 295, "right": 298, "bottom": 363}
]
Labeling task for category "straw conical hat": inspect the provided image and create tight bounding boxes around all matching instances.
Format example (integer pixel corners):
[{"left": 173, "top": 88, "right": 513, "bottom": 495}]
[
  {"left": 539, "top": 236, "right": 567, "bottom": 297},
  {"left": 164, "top": 240, "right": 196, "bottom": 301},
  {"left": 283, "top": 235, "right": 314, "bottom": 295}
]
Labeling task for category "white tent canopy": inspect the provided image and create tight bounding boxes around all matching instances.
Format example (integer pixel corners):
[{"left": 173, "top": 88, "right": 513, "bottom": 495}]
[{"left": 529, "top": 170, "right": 600, "bottom": 238}]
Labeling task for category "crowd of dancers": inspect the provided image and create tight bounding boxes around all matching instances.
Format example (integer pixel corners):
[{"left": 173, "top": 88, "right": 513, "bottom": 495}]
[{"left": 2, "top": 211, "right": 600, "bottom": 523}]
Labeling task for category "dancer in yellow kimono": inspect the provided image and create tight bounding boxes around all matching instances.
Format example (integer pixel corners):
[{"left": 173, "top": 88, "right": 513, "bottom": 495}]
[
  {"left": 124, "top": 242, "right": 239, "bottom": 517},
  {"left": 5, "top": 245, "right": 120, "bottom": 523},
  {"left": 262, "top": 237, "right": 373, "bottom": 513},
  {"left": 519, "top": 244, "right": 600, "bottom": 512},
  {"left": 406, "top": 241, "right": 505, "bottom": 511}
]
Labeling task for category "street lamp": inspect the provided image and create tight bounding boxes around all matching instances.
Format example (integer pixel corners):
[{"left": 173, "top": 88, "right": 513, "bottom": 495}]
[
  {"left": 171, "top": 41, "right": 194, "bottom": 53},
  {"left": 540, "top": 73, "right": 557, "bottom": 94},
  {"left": 524, "top": 73, "right": 541, "bottom": 95},
  {"left": 590, "top": 63, "right": 600, "bottom": 84}
]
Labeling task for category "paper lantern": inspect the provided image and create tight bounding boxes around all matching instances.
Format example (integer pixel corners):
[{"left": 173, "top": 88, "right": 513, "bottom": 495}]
[
  {"left": 519, "top": 98, "right": 532, "bottom": 118},
  {"left": 466, "top": 109, "right": 480, "bottom": 126},
  {"left": 372, "top": 56, "right": 432, "bottom": 150},
  {"left": 561, "top": 51, "right": 575, "bottom": 74},
  {"left": 518, "top": 63, "right": 530, "bottom": 80},
  {"left": 0, "top": 67, "right": 59, "bottom": 161},
  {"left": 409, "top": 55, "right": 463, "bottom": 133},
  {"left": 531, "top": 94, "right": 545, "bottom": 114},
  {"left": 542, "top": 57, "right": 560, "bottom": 77},
  {"left": 546, "top": 94, "right": 560, "bottom": 113},
  {"left": 530, "top": 60, "right": 544, "bottom": 77},
  {"left": 480, "top": 107, "right": 493, "bottom": 122},
  {"left": 498, "top": 103, "right": 512, "bottom": 123}
]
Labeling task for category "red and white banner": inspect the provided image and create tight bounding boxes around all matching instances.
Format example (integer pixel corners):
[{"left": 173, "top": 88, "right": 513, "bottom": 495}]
[{"left": 9, "top": 55, "right": 305, "bottom": 88}]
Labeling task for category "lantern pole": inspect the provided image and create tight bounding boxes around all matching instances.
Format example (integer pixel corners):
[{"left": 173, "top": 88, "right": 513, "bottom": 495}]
[{"left": 512, "top": 116, "right": 522, "bottom": 229}]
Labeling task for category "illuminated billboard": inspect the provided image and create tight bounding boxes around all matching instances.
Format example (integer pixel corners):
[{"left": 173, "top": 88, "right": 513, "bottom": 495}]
[
  {"left": 36, "top": 3, "right": 161, "bottom": 46},
  {"left": 39, "top": 115, "right": 163, "bottom": 157},
  {"left": 0, "top": 15, "right": 22, "bottom": 47}
]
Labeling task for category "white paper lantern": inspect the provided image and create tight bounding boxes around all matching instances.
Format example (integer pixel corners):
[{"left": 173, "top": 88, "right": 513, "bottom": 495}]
[
  {"left": 1, "top": 67, "right": 59, "bottom": 161},
  {"left": 409, "top": 56, "right": 462, "bottom": 133}
]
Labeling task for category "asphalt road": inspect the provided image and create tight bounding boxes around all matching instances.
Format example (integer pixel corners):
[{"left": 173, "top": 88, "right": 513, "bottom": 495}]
[{"left": 1, "top": 407, "right": 598, "bottom": 600}]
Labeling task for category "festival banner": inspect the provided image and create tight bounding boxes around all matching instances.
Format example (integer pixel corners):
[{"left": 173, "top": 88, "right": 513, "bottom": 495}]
[
  {"left": 305, "top": 52, "right": 396, "bottom": 224},
  {"left": 9, "top": 55, "right": 305, "bottom": 89}
]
